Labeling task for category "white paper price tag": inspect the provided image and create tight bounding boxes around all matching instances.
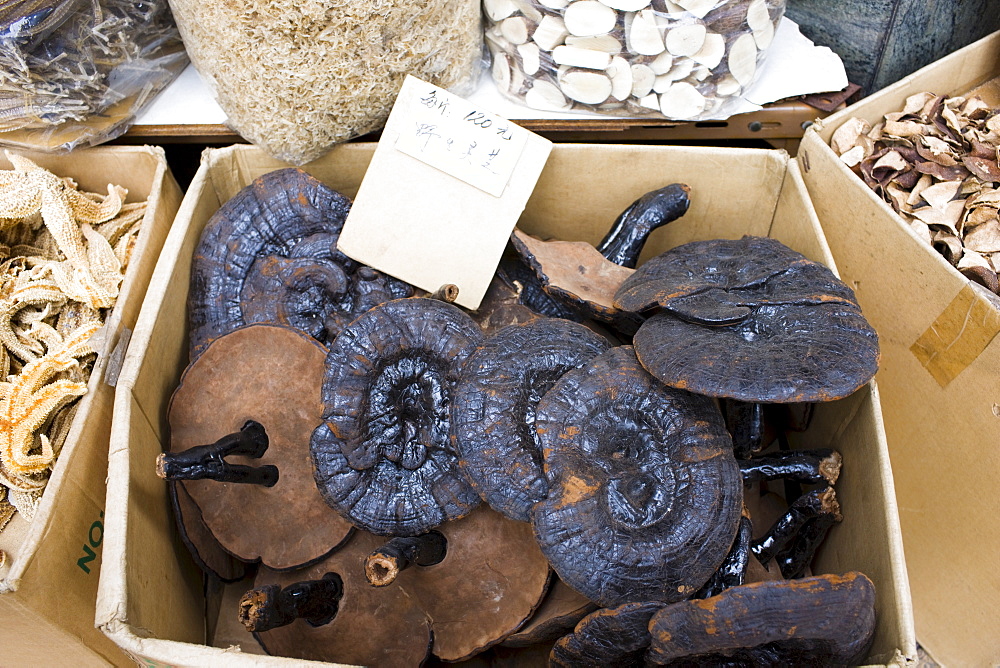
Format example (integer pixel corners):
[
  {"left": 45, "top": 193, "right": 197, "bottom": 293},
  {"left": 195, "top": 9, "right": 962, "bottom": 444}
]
[
  {"left": 336, "top": 75, "right": 552, "bottom": 310},
  {"left": 395, "top": 84, "right": 529, "bottom": 197}
]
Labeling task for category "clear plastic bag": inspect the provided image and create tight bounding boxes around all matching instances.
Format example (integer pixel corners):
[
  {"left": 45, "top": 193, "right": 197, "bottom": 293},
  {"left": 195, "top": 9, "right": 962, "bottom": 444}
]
[
  {"left": 169, "top": 0, "right": 486, "bottom": 166},
  {"left": 484, "top": 0, "right": 786, "bottom": 121},
  {"left": 0, "top": 0, "right": 188, "bottom": 152}
]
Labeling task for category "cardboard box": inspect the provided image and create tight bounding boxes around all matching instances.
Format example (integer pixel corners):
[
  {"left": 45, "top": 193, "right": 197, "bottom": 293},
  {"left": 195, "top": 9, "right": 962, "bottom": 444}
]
[
  {"left": 96, "top": 143, "right": 916, "bottom": 666},
  {"left": 0, "top": 146, "right": 183, "bottom": 666},
  {"left": 798, "top": 30, "right": 1000, "bottom": 668}
]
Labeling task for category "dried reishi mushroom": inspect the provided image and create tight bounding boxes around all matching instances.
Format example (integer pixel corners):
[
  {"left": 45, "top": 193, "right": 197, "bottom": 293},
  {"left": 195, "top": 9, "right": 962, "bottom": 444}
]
[
  {"left": 451, "top": 317, "right": 611, "bottom": 522},
  {"left": 188, "top": 168, "right": 413, "bottom": 359},
  {"left": 311, "top": 297, "right": 484, "bottom": 537},
  {"left": 646, "top": 571, "right": 877, "bottom": 666},
  {"left": 550, "top": 601, "right": 663, "bottom": 668},
  {"left": 532, "top": 346, "right": 742, "bottom": 607},
  {"left": 377, "top": 505, "right": 553, "bottom": 662},
  {"left": 169, "top": 481, "right": 248, "bottom": 583},
  {"left": 614, "top": 236, "right": 879, "bottom": 403},
  {"left": 164, "top": 324, "right": 353, "bottom": 570},
  {"left": 501, "top": 577, "right": 597, "bottom": 648},
  {"left": 509, "top": 184, "right": 691, "bottom": 327},
  {"left": 245, "top": 530, "right": 432, "bottom": 666}
]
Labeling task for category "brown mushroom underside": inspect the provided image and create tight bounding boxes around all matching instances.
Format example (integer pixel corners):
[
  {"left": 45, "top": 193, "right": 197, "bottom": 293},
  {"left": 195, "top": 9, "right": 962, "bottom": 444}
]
[
  {"left": 168, "top": 324, "right": 353, "bottom": 570},
  {"left": 169, "top": 481, "right": 248, "bottom": 583},
  {"left": 390, "top": 505, "right": 553, "bottom": 662},
  {"left": 501, "top": 577, "right": 597, "bottom": 648},
  {"left": 253, "top": 531, "right": 432, "bottom": 666},
  {"left": 510, "top": 229, "right": 635, "bottom": 320}
]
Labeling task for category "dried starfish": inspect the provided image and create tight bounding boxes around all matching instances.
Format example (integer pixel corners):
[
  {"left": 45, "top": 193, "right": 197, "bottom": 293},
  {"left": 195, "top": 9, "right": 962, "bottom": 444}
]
[
  {"left": 0, "top": 282, "right": 68, "bottom": 362},
  {"left": 0, "top": 152, "right": 117, "bottom": 308},
  {"left": 0, "top": 322, "right": 97, "bottom": 478}
]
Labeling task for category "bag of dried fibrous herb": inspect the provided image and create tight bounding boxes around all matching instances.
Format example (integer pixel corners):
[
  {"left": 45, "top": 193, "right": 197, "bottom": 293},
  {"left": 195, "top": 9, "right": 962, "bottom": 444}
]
[
  {"left": 168, "top": 0, "right": 486, "bottom": 165},
  {"left": 0, "top": 0, "right": 188, "bottom": 152}
]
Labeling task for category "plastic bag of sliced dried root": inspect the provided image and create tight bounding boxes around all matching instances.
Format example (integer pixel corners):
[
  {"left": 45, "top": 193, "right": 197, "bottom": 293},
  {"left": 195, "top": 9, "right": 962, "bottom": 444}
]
[
  {"left": 485, "top": 0, "right": 784, "bottom": 121},
  {"left": 0, "top": 0, "right": 188, "bottom": 152},
  {"left": 168, "top": 0, "right": 486, "bottom": 165}
]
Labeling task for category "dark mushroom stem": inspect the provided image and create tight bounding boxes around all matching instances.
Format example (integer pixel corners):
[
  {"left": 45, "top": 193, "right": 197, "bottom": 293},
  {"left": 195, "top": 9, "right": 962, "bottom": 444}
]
[
  {"left": 365, "top": 531, "right": 448, "bottom": 587},
  {"left": 752, "top": 487, "right": 842, "bottom": 567},
  {"left": 429, "top": 283, "right": 460, "bottom": 303},
  {"left": 723, "top": 399, "right": 768, "bottom": 458},
  {"left": 775, "top": 512, "right": 842, "bottom": 579},
  {"left": 238, "top": 572, "right": 344, "bottom": 632},
  {"left": 595, "top": 183, "right": 691, "bottom": 268},
  {"left": 155, "top": 420, "right": 279, "bottom": 487},
  {"left": 738, "top": 449, "right": 842, "bottom": 487},
  {"left": 694, "top": 514, "right": 753, "bottom": 599}
]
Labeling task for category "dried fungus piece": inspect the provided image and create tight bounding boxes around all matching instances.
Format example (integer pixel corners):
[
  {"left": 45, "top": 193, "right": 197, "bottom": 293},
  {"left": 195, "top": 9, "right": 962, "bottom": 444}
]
[
  {"left": 246, "top": 530, "right": 432, "bottom": 666},
  {"left": 452, "top": 317, "right": 611, "bottom": 521},
  {"left": 615, "top": 236, "right": 879, "bottom": 403},
  {"left": 501, "top": 577, "right": 597, "bottom": 648},
  {"left": 311, "top": 297, "right": 484, "bottom": 537},
  {"left": 378, "top": 505, "right": 553, "bottom": 662},
  {"left": 188, "top": 168, "right": 412, "bottom": 359},
  {"left": 165, "top": 324, "right": 353, "bottom": 570},
  {"left": 550, "top": 600, "right": 662, "bottom": 668},
  {"left": 646, "top": 572, "right": 877, "bottom": 666},
  {"left": 533, "top": 346, "right": 742, "bottom": 607},
  {"left": 169, "top": 482, "right": 249, "bottom": 583},
  {"left": 509, "top": 183, "right": 691, "bottom": 328}
]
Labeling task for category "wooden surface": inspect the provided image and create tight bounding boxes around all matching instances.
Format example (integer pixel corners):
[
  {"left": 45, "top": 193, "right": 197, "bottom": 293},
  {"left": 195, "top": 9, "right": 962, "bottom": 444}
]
[
  {"left": 118, "top": 100, "right": 827, "bottom": 145},
  {"left": 786, "top": 0, "right": 1000, "bottom": 95}
]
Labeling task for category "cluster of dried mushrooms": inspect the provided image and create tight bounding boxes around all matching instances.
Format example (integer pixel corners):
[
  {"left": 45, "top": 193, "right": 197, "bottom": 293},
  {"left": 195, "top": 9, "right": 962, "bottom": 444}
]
[
  {"left": 832, "top": 91, "right": 1000, "bottom": 294},
  {"left": 161, "top": 167, "right": 881, "bottom": 666},
  {"left": 0, "top": 151, "right": 147, "bottom": 544}
]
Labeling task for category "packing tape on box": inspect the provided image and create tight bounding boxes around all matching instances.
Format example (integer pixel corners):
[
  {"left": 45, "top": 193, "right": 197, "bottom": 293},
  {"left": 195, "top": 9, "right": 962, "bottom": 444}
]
[{"left": 910, "top": 284, "right": 1000, "bottom": 387}]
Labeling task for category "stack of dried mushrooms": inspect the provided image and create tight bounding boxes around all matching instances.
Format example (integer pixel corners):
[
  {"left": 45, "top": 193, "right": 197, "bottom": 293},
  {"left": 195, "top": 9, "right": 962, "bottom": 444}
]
[
  {"left": 832, "top": 91, "right": 1000, "bottom": 295},
  {"left": 162, "top": 168, "right": 882, "bottom": 666}
]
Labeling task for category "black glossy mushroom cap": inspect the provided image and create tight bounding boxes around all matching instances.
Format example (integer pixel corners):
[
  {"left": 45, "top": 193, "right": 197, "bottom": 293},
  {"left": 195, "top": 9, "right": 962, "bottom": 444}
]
[
  {"left": 532, "top": 346, "right": 743, "bottom": 608},
  {"left": 614, "top": 236, "right": 879, "bottom": 403},
  {"left": 452, "top": 317, "right": 611, "bottom": 522},
  {"left": 646, "top": 571, "right": 877, "bottom": 666},
  {"left": 251, "top": 530, "right": 433, "bottom": 666},
  {"left": 167, "top": 324, "right": 354, "bottom": 570},
  {"left": 311, "top": 297, "right": 484, "bottom": 537},
  {"left": 550, "top": 600, "right": 663, "bottom": 668},
  {"left": 188, "top": 168, "right": 413, "bottom": 359}
]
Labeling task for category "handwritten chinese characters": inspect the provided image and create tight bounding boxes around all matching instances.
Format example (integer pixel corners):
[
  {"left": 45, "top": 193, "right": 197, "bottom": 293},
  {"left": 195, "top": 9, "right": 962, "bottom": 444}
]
[{"left": 396, "top": 83, "right": 529, "bottom": 197}]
